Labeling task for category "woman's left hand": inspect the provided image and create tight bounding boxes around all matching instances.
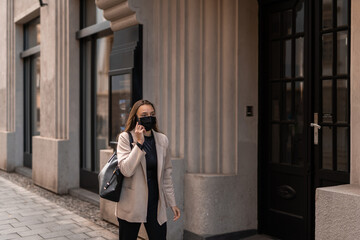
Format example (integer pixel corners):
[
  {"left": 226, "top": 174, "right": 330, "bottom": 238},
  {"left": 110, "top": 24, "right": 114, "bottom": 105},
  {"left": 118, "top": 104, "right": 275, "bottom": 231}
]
[{"left": 171, "top": 206, "right": 181, "bottom": 221}]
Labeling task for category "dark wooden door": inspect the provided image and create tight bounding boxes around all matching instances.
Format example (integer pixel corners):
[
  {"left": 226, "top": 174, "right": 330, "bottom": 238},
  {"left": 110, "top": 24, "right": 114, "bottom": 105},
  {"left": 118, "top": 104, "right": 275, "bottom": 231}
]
[
  {"left": 259, "top": 0, "right": 310, "bottom": 239},
  {"left": 259, "top": 0, "right": 350, "bottom": 239}
]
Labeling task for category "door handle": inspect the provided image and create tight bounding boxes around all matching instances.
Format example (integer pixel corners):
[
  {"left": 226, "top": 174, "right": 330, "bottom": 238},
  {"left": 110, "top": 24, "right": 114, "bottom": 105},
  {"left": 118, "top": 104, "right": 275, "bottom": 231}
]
[
  {"left": 311, "top": 113, "right": 320, "bottom": 145},
  {"left": 310, "top": 123, "right": 321, "bottom": 129}
]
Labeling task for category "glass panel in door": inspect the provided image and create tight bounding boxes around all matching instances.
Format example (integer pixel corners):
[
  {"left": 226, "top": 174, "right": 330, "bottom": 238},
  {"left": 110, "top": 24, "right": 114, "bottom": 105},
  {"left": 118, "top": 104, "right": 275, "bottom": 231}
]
[{"left": 315, "top": 0, "right": 350, "bottom": 185}]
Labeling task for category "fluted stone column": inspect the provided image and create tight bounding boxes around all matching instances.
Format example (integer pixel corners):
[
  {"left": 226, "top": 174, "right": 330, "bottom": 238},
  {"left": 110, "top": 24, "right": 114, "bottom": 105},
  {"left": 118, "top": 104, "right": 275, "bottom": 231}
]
[
  {"left": 184, "top": 0, "right": 258, "bottom": 236},
  {"left": 0, "top": 0, "right": 17, "bottom": 171},
  {"left": 32, "top": 0, "right": 80, "bottom": 194}
]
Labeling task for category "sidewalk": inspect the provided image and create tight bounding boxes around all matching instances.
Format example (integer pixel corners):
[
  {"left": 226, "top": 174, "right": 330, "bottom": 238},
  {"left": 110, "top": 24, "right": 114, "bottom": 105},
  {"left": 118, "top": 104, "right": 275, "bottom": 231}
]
[{"left": 0, "top": 176, "right": 118, "bottom": 240}]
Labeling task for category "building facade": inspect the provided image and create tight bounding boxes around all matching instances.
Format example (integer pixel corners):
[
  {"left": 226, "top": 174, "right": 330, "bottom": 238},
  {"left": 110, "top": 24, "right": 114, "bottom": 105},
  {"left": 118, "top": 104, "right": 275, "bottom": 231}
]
[{"left": 0, "top": 0, "right": 358, "bottom": 239}]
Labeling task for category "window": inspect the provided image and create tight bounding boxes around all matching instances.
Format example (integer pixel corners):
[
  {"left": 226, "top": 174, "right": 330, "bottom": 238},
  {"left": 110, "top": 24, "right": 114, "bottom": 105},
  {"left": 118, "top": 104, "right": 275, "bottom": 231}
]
[
  {"left": 22, "top": 17, "right": 41, "bottom": 168},
  {"left": 108, "top": 25, "right": 143, "bottom": 149},
  {"left": 78, "top": 0, "right": 113, "bottom": 193},
  {"left": 82, "top": 34, "right": 114, "bottom": 173},
  {"left": 109, "top": 73, "right": 132, "bottom": 143},
  {"left": 78, "top": 1, "right": 142, "bottom": 193}
]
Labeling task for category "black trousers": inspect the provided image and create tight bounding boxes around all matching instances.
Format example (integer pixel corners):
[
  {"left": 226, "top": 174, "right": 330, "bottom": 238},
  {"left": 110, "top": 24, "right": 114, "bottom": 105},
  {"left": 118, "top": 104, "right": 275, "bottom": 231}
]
[
  {"left": 117, "top": 214, "right": 167, "bottom": 240},
  {"left": 118, "top": 177, "right": 166, "bottom": 240}
]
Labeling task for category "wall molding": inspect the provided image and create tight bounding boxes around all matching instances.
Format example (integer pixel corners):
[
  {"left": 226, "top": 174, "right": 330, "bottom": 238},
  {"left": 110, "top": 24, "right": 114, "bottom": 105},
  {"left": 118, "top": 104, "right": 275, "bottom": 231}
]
[
  {"left": 7, "top": 0, "right": 15, "bottom": 132},
  {"left": 95, "top": 0, "right": 139, "bottom": 31},
  {"left": 55, "top": 0, "right": 69, "bottom": 139}
]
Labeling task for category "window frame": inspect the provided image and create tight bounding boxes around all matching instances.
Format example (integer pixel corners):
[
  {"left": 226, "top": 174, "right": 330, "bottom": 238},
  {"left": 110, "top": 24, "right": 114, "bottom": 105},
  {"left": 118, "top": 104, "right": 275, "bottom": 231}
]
[
  {"left": 21, "top": 17, "right": 41, "bottom": 169},
  {"left": 77, "top": 0, "right": 113, "bottom": 192}
]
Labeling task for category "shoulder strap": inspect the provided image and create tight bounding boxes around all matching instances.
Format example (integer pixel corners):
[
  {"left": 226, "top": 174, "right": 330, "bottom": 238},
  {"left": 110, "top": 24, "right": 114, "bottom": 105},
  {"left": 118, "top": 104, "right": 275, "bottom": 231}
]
[{"left": 127, "top": 132, "right": 134, "bottom": 149}]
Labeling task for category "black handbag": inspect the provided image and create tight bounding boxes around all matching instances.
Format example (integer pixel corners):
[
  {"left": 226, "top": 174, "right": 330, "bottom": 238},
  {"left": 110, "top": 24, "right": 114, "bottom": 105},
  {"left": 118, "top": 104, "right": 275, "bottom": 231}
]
[{"left": 98, "top": 132, "right": 133, "bottom": 202}]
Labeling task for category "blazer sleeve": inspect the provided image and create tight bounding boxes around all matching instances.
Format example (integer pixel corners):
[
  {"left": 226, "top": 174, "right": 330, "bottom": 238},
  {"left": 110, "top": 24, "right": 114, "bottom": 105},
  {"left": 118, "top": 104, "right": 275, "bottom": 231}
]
[
  {"left": 117, "top": 132, "right": 145, "bottom": 177},
  {"left": 162, "top": 136, "right": 177, "bottom": 207}
]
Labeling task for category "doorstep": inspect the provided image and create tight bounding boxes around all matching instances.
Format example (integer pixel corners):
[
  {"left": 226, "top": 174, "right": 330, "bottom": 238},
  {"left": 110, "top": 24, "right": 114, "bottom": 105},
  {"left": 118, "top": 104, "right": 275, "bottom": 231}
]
[
  {"left": 15, "top": 166, "right": 32, "bottom": 178},
  {"left": 69, "top": 187, "right": 100, "bottom": 206}
]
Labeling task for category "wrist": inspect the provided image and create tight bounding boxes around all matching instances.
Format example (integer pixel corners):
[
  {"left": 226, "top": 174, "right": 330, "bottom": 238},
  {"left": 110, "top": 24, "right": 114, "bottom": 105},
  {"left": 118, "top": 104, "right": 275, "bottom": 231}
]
[{"left": 136, "top": 142, "right": 144, "bottom": 150}]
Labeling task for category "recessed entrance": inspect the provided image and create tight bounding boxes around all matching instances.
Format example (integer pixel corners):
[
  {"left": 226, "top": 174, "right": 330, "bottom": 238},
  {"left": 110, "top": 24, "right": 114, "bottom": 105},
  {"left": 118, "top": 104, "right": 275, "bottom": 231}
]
[{"left": 259, "top": 0, "right": 350, "bottom": 239}]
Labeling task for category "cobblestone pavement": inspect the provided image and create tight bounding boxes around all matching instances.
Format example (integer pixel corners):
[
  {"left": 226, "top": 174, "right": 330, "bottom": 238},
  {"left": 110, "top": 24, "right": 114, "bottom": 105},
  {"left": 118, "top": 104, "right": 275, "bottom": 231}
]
[{"left": 0, "top": 176, "right": 118, "bottom": 240}]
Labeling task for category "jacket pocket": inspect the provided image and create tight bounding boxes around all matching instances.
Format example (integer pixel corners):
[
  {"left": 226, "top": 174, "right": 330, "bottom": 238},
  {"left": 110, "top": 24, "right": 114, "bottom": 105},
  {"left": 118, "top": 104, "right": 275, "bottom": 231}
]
[
  {"left": 119, "top": 187, "right": 134, "bottom": 213},
  {"left": 122, "top": 177, "right": 133, "bottom": 189}
]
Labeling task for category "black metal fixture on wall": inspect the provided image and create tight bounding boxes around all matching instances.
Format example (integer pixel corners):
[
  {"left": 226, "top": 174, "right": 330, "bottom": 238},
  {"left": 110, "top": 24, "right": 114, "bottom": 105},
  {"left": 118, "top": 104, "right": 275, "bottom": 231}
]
[{"left": 39, "top": 0, "right": 48, "bottom": 7}]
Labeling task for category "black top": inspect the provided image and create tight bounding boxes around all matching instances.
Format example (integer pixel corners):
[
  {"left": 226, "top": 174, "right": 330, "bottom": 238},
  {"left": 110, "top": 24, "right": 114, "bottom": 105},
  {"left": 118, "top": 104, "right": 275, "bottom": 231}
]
[
  {"left": 143, "top": 134, "right": 159, "bottom": 211},
  {"left": 143, "top": 134, "right": 158, "bottom": 180}
]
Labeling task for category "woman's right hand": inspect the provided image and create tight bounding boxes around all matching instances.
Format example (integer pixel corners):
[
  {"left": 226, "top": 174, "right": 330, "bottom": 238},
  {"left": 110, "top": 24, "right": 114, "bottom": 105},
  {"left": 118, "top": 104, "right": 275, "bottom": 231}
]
[{"left": 135, "top": 122, "right": 145, "bottom": 145}]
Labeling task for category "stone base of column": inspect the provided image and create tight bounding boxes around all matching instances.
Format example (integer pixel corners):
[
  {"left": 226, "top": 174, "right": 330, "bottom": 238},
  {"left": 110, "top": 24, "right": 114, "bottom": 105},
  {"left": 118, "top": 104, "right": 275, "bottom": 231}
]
[
  {"left": 0, "top": 131, "right": 17, "bottom": 172},
  {"left": 184, "top": 173, "right": 257, "bottom": 237},
  {"left": 32, "top": 136, "right": 79, "bottom": 194},
  {"left": 316, "top": 184, "right": 360, "bottom": 239}
]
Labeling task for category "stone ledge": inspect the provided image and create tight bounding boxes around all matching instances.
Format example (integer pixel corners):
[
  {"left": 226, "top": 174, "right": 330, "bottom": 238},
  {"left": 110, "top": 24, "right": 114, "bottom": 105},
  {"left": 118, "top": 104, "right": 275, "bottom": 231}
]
[
  {"left": 69, "top": 188, "right": 100, "bottom": 206},
  {"left": 316, "top": 184, "right": 360, "bottom": 240},
  {"left": 15, "top": 166, "right": 32, "bottom": 179}
]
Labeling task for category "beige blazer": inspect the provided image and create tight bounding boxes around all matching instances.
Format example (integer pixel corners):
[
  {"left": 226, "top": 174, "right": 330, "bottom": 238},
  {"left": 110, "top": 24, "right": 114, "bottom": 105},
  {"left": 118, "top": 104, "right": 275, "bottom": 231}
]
[{"left": 115, "top": 130, "right": 176, "bottom": 225}]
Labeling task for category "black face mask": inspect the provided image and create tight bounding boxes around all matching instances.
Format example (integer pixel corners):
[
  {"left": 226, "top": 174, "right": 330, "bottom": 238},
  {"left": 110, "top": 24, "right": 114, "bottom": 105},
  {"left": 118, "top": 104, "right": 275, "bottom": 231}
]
[{"left": 138, "top": 116, "right": 157, "bottom": 131}]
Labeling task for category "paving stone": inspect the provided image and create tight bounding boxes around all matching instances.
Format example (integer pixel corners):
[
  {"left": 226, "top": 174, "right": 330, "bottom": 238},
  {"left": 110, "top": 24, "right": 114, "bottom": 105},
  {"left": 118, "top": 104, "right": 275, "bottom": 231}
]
[
  {"left": 49, "top": 224, "right": 78, "bottom": 232},
  {"left": 18, "top": 235, "right": 43, "bottom": 240},
  {"left": 40, "top": 217, "right": 57, "bottom": 223},
  {"left": 66, "top": 233, "right": 89, "bottom": 239},
  {"left": 39, "top": 230, "right": 73, "bottom": 238},
  {"left": 47, "top": 237, "right": 70, "bottom": 240},
  {"left": 0, "top": 225, "right": 12, "bottom": 231},
  {"left": 0, "top": 233, "right": 20, "bottom": 240},
  {"left": 0, "top": 226, "right": 29, "bottom": 235},
  {"left": 27, "top": 221, "right": 59, "bottom": 230},
  {"left": 10, "top": 218, "right": 42, "bottom": 228},
  {"left": 86, "top": 230, "right": 118, "bottom": 239},
  {"left": 0, "top": 216, "right": 11, "bottom": 222},
  {"left": 20, "top": 210, "right": 48, "bottom": 217},
  {"left": 70, "top": 226, "right": 92, "bottom": 234},
  {"left": 0, "top": 207, "right": 19, "bottom": 213},
  {"left": 18, "top": 227, "right": 50, "bottom": 237},
  {"left": 0, "top": 219, "right": 19, "bottom": 226}
]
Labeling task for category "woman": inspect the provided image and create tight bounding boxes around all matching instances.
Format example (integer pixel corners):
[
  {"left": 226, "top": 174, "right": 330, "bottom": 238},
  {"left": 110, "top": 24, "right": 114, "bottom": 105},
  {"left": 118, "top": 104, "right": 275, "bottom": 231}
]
[{"left": 116, "top": 100, "right": 181, "bottom": 240}]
